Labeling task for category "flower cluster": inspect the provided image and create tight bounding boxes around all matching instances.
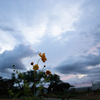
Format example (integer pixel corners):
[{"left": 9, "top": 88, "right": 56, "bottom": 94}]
[{"left": 31, "top": 52, "right": 51, "bottom": 76}]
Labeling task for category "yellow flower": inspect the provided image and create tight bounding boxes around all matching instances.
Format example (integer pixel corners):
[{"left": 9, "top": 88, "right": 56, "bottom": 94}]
[
  {"left": 46, "top": 70, "right": 51, "bottom": 76},
  {"left": 38, "top": 53, "right": 47, "bottom": 62},
  {"left": 33, "top": 64, "right": 39, "bottom": 71}
]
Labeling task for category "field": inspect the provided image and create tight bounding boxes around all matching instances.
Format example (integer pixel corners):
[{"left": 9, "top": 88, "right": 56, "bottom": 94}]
[
  {"left": 69, "top": 91, "right": 100, "bottom": 100},
  {"left": 0, "top": 91, "right": 100, "bottom": 100}
]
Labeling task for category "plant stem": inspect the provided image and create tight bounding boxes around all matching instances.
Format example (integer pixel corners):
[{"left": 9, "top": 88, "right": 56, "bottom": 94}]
[
  {"left": 34, "top": 71, "right": 36, "bottom": 96},
  {"left": 37, "top": 58, "right": 41, "bottom": 64}
]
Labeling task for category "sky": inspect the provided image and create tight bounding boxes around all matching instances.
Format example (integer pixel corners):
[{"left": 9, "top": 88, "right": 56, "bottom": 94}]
[{"left": 0, "top": 0, "right": 100, "bottom": 88}]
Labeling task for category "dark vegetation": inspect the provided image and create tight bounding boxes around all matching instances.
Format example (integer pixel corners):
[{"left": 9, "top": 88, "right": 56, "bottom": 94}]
[
  {"left": 40, "top": 88, "right": 100, "bottom": 100},
  {"left": 1, "top": 70, "right": 100, "bottom": 100},
  {"left": 0, "top": 70, "right": 73, "bottom": 99}
]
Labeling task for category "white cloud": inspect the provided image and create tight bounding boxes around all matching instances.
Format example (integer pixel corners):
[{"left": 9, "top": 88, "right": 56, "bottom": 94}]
[
  {"left": 0, "top": 0, "right": 82, "bottom": 49},
  {"left": 13, "top": 0, "right": 82, "bottom": 45},
  {"left": 14, "top": 18, "right": 47, "bottom": 44},
  {"left": 47, "top": 2, "right": 82, "bottom": 38},
  {"left": 0, "top": 30, "right": 17, "bottom": 53},
  {"left": 87, "top": 64, "right": 100, "bottom": 69},
  {"left": 77, "top": 74, "right": 87, "bottom": 78}
]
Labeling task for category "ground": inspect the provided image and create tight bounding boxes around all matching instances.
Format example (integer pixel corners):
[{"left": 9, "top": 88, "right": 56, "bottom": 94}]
[
  {"left": 70, "top": 91, "right": 100, "bottom": 100},
  {"left": 0, "top": 91, "right": 100, "bottom": 100}
]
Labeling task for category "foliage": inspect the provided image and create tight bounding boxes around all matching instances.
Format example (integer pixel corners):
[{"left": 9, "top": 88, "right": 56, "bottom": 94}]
[
  {"left": 68, "top": 94, "right": 76, "bottom": 97},
  {"left": 56, "top": 95, "right": 62, "bottom": 98},
  {"left": 48, "top": 81, "right": 71, "bottom": 94},
  {"left": 8, "top": 52, "right": 51, "bottom": 100}
]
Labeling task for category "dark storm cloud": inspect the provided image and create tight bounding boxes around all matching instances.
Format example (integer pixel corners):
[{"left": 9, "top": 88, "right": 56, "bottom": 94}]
[
  {"left": 54, "top": 46, "right": 100, "bottom": 75},
  {"left": 0, "top": 44, "right": 39, "bottom": 73}
]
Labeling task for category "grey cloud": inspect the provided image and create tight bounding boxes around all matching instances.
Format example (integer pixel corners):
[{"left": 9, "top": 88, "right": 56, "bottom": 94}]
[
  {"left": 54, "top": 46, "right": 100, "bottom": 85},
  {"left": 80, "top": 25, "right": 100, "bottom": 46},
  {"left": 92, "top": 25, "right": 100, "bottom": 43},
  {"left": 0, "top": 44, "right": 39, "bottom": 73},
  {"left": 75, "top": 0, "right": 100, "bottom": 45},
  {"left": 0, "top": 26, "right": 15, "bottom": 32},
  {"left": 68, "top": 72, "right": 100, "bottom": 85},
  {"left": 0, "top": 25, "right": 24, "bottom": 42},
  {"left": 54, "top": 46, "right": 100, "bottom": 75}
]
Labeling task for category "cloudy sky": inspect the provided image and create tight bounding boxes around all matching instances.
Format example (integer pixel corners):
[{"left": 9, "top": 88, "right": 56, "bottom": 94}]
[{"left": 0, "top": 0, "right": 100, "bottom": 87}]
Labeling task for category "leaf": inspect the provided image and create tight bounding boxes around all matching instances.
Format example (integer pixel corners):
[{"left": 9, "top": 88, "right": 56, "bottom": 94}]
[{"left": 8, "top": 89, "right": 14, "bottom": 96}]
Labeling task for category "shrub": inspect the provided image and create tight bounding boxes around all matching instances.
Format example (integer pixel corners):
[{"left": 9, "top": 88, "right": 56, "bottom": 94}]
[
  {"left": 68, "top": 94, "right": 76, "bottom": 97},
  {"left": 0, "top": 95, "right": 8, "bottom": 98},
  {"left": 56, "top": 95, "right": 62, "bottom": 98}
]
